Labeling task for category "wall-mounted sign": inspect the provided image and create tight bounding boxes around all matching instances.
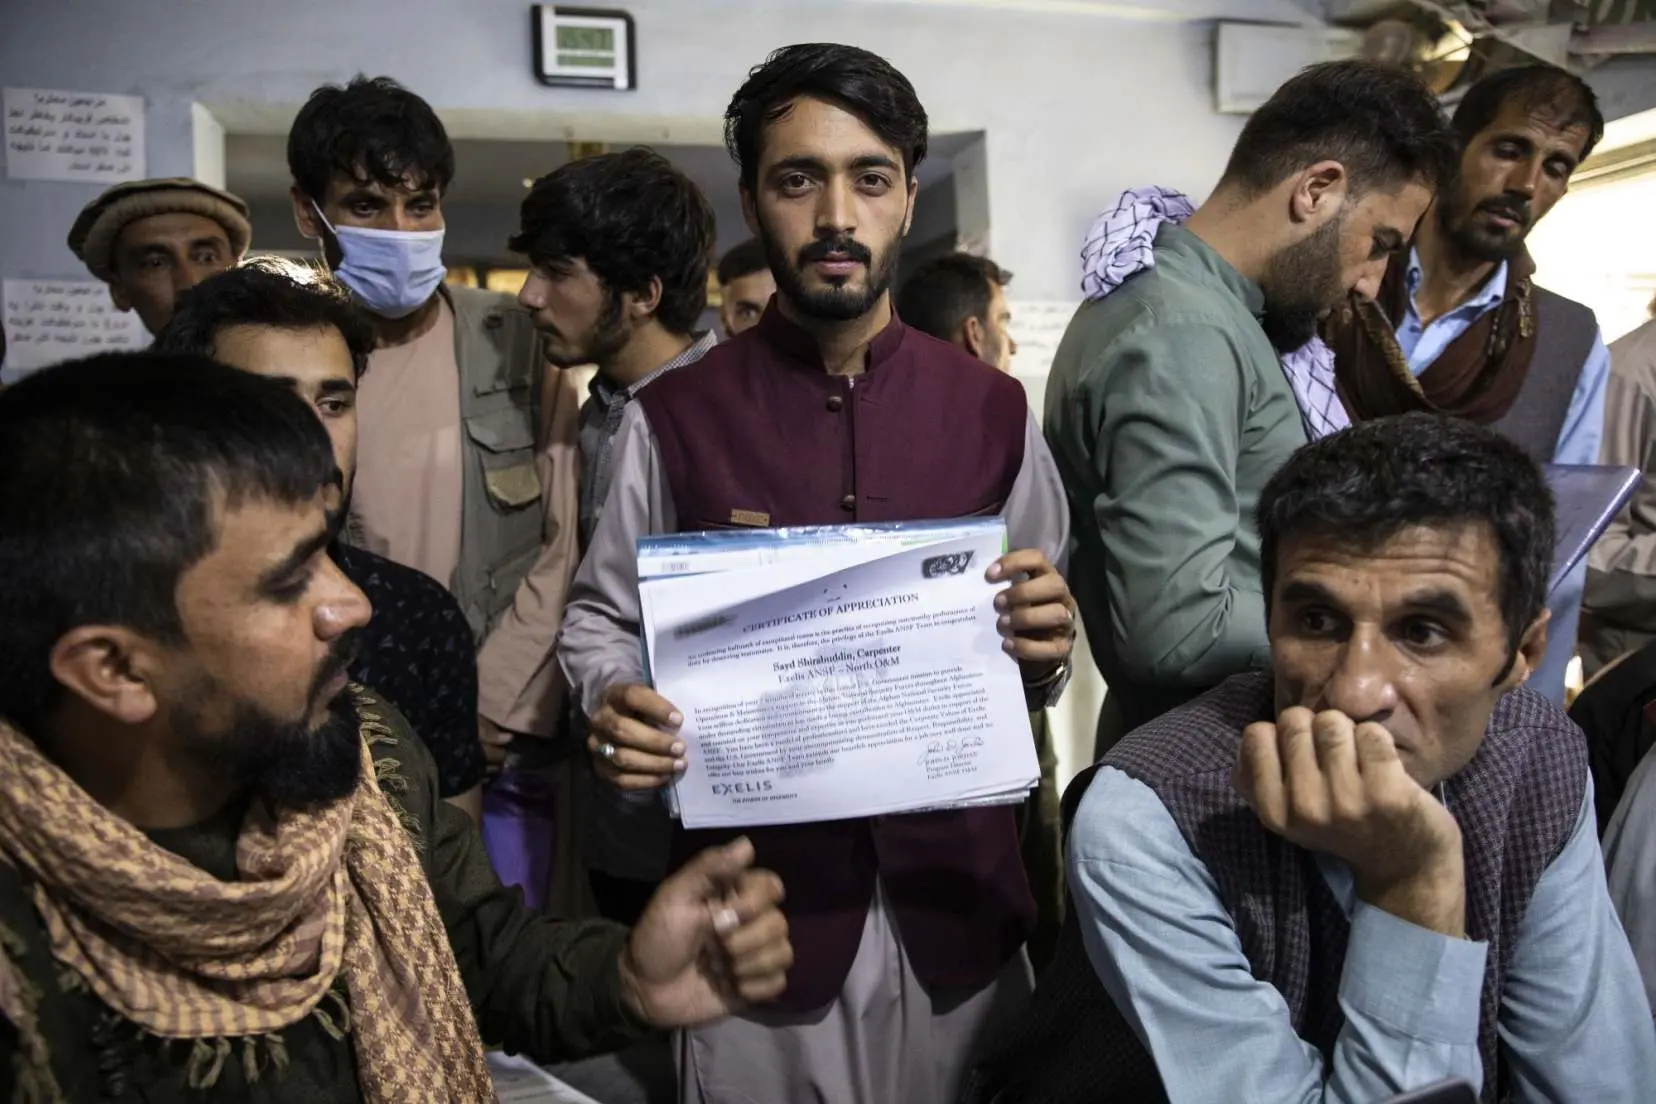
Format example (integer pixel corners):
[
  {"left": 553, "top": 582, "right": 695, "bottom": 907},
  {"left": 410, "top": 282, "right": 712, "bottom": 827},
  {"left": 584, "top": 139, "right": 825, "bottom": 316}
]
[
  {"left": 2, "top": 279, "right": 147, "bottom": 383},
  {"left": 533, "top": 6, "right": 635, "bottom": 91},
  {"left": 4, "top": 88, "right": 145, "bottom": 184}
]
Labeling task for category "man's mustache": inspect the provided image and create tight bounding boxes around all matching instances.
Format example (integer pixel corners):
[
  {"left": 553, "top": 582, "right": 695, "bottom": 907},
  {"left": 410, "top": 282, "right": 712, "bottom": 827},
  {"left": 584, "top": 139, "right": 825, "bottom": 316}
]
[
  {"left": 798, "top": 235, "right": 872, "bottom": 267},
  {"left": 1477, "top": 196, "right": 1531, "bottom": 226},
  {"left": 309, "top": 629, "right": 363, "bottom": 705}
]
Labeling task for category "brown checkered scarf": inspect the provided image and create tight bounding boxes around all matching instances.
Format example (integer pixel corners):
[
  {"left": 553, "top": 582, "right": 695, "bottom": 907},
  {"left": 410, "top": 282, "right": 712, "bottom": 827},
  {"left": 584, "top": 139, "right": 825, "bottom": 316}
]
[
  {"left": 1322, "top": 247, "right": 1540, "bottom": 426},
  {"left": 0, "top": 689, "right": 495, "bottom": 1102}
]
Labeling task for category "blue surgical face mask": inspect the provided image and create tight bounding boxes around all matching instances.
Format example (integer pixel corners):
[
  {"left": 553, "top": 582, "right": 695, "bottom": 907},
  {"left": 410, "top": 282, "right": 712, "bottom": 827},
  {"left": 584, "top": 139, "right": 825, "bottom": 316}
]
[{"left": 312, "top": 202, "right": 446, "bottom": 319}]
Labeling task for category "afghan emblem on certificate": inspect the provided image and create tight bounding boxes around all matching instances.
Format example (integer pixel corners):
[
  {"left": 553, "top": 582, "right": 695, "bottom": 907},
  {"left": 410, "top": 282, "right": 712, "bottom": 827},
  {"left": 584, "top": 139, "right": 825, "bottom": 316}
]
[{"left": 922, "top": 551, "right": 975, "bottom": 578}]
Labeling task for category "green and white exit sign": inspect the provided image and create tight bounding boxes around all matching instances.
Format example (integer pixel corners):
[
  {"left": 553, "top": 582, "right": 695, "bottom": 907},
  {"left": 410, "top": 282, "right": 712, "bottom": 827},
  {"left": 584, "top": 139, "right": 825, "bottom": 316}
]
[{"left": 532, "top": 6, "right": 636, "bottom": 90}]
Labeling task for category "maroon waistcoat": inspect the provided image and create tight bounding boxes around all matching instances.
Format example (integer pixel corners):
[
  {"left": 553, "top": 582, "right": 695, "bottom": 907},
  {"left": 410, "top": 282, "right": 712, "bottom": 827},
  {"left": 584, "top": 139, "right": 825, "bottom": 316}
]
[{"left": 635, "top": 306, "right": 1036, "bottom": 1012}]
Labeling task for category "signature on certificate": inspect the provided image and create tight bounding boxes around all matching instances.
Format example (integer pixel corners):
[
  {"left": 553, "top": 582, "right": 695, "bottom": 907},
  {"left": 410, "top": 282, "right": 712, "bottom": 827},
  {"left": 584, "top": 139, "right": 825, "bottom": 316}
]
[{"left": 917, "top": 735, "right": 986, "bottom": 777}]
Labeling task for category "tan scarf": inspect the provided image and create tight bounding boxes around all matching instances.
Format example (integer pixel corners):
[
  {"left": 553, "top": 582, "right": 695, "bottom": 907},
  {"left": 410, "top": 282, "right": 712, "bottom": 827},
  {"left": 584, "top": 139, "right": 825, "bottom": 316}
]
[
  {"left": 1321, "top": 248, "right": 1539, "bottom": 425},
  {"left": 0, "top": 688, "right": 495, "bottom": 1102}
]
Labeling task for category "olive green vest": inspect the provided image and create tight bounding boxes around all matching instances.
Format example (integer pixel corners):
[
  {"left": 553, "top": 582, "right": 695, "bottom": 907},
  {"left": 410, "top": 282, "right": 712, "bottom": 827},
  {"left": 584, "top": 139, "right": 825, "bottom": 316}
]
[{"left": 445, "top": 285, "right": 546, "bottom": 640}]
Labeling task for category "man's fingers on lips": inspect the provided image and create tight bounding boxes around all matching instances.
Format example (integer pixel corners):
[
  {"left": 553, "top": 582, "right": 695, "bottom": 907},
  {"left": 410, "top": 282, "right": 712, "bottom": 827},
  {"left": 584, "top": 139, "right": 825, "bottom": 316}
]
[{"left": 1353, "top": 722, "right": 1400, "bottom": 769}]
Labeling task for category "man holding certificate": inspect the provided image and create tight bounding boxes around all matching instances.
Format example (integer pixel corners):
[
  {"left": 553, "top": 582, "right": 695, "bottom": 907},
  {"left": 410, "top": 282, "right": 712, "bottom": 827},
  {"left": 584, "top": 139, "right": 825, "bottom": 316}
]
[{"left": 557, "top": 42, "right": 1075, "bottom": 1104}]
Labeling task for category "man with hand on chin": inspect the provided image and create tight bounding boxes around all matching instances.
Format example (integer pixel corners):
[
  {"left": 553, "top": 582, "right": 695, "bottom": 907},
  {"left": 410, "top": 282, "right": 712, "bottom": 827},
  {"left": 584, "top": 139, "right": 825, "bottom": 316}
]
[
  {"left": 557, "top": 42, "right": 1074, "bottom": 1104},
  {"left": 967, "top": 413, "right": 1655, "bottom": 1104}
]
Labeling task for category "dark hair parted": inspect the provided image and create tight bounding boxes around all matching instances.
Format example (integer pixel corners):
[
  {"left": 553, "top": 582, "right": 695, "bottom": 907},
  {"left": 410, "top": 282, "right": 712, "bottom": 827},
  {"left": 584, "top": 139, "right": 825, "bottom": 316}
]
[
  {"left": 717, "top": 238, "right": 770, "bottom": 286},
  {"left": 1257, "top": 412, "right": 1554, "bottom": 675},
  {"left": 896, "top": 253, "right": 1012, "bottom": 343},
  {"left": 0, "top": 352, "right": 337, "bottom": 731},
  {"left": 509, "top": 147, "right": 716, "bottom": 335},
  {"left": 725, "top": 43, "right": 928, "bottom": 192},
  {"left": 287, "top": 75, "right": 455, "bottom": 202},
  {"left": 1451, "top": 64, "right": 1604, "bottom": 163},
  {"left": 1222, "top": 60, "right": 1459, "bottom": 198},
  {"left": 157, "top": 258, "right": 376, "bottom": 379}
]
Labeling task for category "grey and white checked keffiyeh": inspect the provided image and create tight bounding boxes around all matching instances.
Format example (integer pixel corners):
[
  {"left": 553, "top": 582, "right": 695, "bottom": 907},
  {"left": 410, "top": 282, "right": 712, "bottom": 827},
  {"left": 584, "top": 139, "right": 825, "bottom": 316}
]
[{"left": 1079, "top": 186, "right": 1349, "bottom": 441}]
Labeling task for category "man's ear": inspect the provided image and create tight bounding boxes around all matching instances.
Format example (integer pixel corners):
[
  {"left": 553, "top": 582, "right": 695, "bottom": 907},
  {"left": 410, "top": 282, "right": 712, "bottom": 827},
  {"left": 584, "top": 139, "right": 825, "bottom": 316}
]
[
  {"left": 108, "top": 281, "right": 131, "bottom": 313},
  {"left": 628, "top": 275, "right": 664, "bottom": 322},
  {"left": 292, "top": 185, "right": 324, "bottom": 240},
  {"left": 901, "top": 176, "right": 918, "bottom": 238},
  {"left": 48, "top": 625, "right": 163, "bottom": 727},
  {"left": 741, "top": 185, "right": 760, "bottom": 237},
  {"left": 1289, "top": 160, "right": 1348, "bottom": 225},
  {"left": 1498, "top": 609, "right": 1552, "bottom": 693},
  {"left": 961, "top": 314, "right": 987, "bottom": 360}
]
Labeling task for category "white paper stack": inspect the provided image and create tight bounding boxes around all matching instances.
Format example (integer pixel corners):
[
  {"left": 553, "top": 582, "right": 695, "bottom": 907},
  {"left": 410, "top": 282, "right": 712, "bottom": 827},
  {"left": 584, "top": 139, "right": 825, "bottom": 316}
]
[
  {"left": 486, "top": 1052, "right": 605, "bottom": 1104},
  {"left": 636, "top": 519, "right": 1040, "bottom": 829}
]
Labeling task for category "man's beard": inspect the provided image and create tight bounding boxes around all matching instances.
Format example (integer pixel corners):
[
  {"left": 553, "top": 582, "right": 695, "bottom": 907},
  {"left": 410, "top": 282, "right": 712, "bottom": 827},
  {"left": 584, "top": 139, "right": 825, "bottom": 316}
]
[
  {"left": 981, "top": 325, "right": 1010, "bottom": 373},
  {"left": 325, "top": 476, "right": 355, "bottom": 535},
  {"left": 759, "top": 220, "right": 897, "bottom": 323},
  {"left": 1439, "top": 183, "right": 1532, "bottom": 264},
  {"left": 541, "top": 291, "right": 634, "bottom": 371},
  {"left": 173, "top": 630, "right": 365, "bottom": 811},
  {"left": 1258, "top": 215, "right": 1346, "bottom": 354}
]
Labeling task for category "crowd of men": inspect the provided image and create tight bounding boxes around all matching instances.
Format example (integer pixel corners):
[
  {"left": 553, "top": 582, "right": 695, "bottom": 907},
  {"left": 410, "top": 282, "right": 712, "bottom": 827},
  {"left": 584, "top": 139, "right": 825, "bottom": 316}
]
[{"left": 3, "top": 35, "right": 1656, "bottom": 1104}]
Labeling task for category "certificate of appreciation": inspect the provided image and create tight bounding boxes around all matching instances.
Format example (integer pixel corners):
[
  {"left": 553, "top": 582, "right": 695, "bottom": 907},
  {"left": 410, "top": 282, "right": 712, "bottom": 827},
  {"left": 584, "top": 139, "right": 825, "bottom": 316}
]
[{"left": 638, "top": 520, "right": 1040, "bottom": 829}]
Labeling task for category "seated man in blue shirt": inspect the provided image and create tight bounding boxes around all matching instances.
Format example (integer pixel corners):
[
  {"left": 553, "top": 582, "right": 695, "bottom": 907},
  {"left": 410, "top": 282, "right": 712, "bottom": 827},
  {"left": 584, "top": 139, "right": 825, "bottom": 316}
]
[{"left": 965, "top": 413, "right": 1655, "bottom": 1104}]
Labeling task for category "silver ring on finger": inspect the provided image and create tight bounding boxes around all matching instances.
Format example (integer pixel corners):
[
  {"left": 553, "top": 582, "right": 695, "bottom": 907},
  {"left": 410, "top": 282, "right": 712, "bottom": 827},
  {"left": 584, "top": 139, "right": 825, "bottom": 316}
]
[{"left": 598, "top": 741, "right": 618, "bottom": 762}]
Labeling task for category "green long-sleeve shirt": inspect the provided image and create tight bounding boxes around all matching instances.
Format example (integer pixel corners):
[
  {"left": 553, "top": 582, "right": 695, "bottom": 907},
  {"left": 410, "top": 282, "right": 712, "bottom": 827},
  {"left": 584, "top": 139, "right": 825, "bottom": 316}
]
[
  {"left": 0, "top": 689, "right": 652, "bottom": 1102},
  {"left": 1044, "top": 224, "right": 1306, "bottom": 735}
]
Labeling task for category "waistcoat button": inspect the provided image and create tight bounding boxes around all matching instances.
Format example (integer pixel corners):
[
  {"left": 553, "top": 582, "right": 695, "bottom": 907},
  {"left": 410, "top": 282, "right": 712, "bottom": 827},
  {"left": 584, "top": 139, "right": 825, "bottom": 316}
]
[
  {"left": 826, "top": 395, "right": 844, "bottom": 412},
  {"left": 840, "top": 494, "right": 856, "bottom": 510}
]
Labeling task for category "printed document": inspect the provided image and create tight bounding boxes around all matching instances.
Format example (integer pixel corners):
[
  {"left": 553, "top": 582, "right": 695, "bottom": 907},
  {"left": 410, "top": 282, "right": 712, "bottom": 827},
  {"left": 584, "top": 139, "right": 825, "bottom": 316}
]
[{"left": 638, "top": 521, "right": 1039, "bottom": 829}]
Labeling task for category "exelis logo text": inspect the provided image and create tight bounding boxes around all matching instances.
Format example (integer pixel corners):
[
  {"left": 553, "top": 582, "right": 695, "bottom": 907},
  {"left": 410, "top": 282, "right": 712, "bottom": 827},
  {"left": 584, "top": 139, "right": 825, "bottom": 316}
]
[{"left": 711, "top": 780, "right": 775, "bottom": 796}]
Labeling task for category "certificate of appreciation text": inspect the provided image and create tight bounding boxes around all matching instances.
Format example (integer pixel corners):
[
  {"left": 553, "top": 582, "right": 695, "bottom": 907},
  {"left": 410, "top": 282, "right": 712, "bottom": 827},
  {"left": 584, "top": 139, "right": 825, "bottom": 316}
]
[{"left": 639, "top": 523, "right": 1039, "bottom": 829}]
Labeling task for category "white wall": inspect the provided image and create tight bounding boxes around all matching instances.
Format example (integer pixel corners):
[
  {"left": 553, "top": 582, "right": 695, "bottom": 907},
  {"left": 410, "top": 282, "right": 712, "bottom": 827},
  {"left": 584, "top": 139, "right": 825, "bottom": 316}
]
[
  {"left": 0, "top": 0, "right": 1251, "bottom": 302},
  {"left": 1526, "top": 105, "right": 1656, "bottom": 344},
  {"left": 1528, "top": 172, "right": 1656, "bottom": 345}
]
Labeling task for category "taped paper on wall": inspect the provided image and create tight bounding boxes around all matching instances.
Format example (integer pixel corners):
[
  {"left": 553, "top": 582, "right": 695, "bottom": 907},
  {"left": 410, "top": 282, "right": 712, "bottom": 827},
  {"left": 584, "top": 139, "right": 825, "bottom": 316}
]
[
  {"left": 3, "top": 279, "right": 146, "bottom": 383},
  {"left": 1005, "top": 299, "right": 1079, "bottom": 380},
  {"left": 4, "top": 87, "right": 144, "bottom": 184}
]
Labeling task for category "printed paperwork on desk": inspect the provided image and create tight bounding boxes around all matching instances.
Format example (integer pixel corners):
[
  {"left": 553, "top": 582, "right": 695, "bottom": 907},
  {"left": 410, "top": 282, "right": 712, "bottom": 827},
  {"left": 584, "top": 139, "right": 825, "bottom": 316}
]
[
  {"left": 637, "top": 518, "right": 1040, "bottom": 829},
  {"left": 1545, "top": 464, "right": 1640, "bottom": 592},
  {"left": 486, "top": 1052, "right": 604, "bottom": 1104}
]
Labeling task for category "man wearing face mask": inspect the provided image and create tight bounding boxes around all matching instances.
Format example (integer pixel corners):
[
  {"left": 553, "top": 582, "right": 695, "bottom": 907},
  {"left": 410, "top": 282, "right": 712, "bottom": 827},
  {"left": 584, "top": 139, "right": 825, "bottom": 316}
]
[
  {"left": 1323, "top": 65, "right": 1610, "bottom": 704},
  {"left": 287, "top": 76, "right": 585, "bottom": 803}
]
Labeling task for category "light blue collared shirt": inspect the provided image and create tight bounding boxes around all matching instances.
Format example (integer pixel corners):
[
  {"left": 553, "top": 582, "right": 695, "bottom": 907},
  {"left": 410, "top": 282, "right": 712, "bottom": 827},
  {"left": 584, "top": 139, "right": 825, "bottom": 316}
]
[
  {"left": 1394, "top": 251, "right": 1611, "bottom": 702},
  {"left": 1071, "top": 765, "right": 1656, "bottom": 1103}
]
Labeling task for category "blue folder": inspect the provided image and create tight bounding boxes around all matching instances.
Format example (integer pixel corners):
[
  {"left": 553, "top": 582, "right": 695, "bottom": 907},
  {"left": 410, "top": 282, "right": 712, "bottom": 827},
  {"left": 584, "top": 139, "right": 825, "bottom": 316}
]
[{"left": 1546, "top": 464, "right": 1641, "bottom": 592}]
